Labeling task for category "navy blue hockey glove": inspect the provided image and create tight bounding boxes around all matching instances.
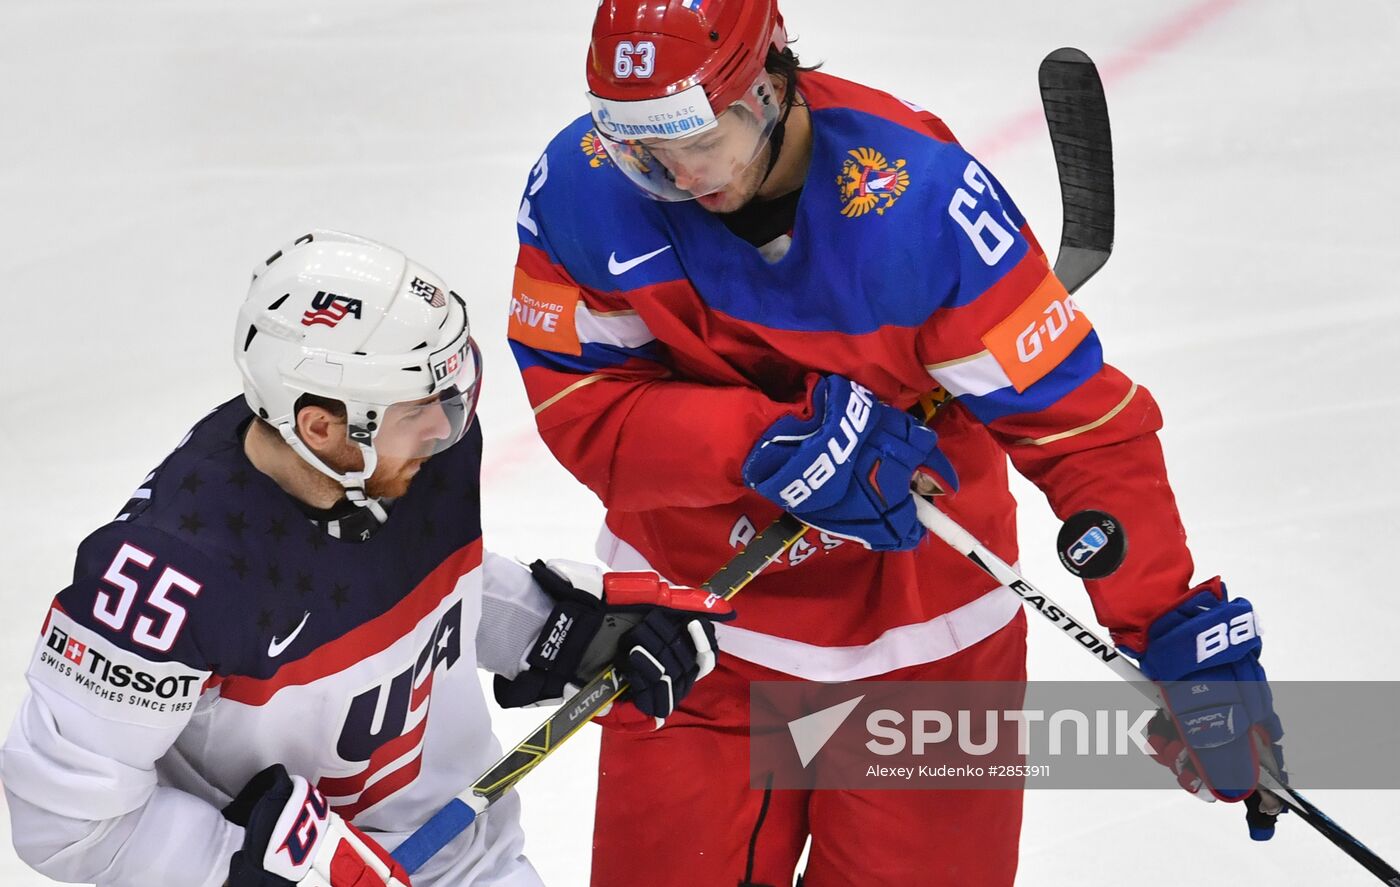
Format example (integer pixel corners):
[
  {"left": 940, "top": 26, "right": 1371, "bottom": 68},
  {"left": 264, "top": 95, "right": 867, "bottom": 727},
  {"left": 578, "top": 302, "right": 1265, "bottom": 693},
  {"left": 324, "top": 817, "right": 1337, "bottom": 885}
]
[
  {"left": 742, "top": 375, "right": 957, "bottom": 551},
  {"left": 224, "top": 764, "right": 410, "bottom": 886},
  {"left": 494, "top": 559, "right": 735, "bottom": 727},
  {"left": 1133, "top": 578, "right": 1286, "bottom": 840}
]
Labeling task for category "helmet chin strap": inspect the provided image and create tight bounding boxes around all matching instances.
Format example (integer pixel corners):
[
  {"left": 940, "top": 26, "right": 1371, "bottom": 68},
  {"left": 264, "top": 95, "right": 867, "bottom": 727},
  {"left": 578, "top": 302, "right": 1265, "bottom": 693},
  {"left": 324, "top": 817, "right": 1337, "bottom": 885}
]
[
  {"left": 753, "top": 79, "right": 797, "bottom": 193},
  {"left": 277, "top": 425, "right": 389, "bottom": 522},
  {"left": 757, "top": 115, "right": 788, "bottom": 189}
]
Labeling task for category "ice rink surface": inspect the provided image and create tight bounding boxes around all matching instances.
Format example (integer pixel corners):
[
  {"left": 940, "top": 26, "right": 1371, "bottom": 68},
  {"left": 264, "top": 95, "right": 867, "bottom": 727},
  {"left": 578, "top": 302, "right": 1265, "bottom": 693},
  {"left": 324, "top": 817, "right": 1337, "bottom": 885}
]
[{"left": 2, "top": 0, "right": 1397, "bottom": 883}]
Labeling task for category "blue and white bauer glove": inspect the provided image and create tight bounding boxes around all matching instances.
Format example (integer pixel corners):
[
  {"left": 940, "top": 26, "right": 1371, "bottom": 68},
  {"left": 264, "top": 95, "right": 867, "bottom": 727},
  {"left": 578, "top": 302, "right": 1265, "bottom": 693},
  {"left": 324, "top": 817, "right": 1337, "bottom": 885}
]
[
  {"left": 742, "top": 375, "right": 957, "bottom": 551},
  {"left": 1132, "top": 577, "right": 1286, "bottom": 839}
]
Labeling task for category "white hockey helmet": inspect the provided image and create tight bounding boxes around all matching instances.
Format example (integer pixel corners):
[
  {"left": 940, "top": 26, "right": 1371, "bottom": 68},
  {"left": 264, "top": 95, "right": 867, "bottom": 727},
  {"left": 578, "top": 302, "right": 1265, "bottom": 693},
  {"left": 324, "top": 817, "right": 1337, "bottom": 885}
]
[{"left": 234, "top": 230, "right": 481, "bottom": 508}]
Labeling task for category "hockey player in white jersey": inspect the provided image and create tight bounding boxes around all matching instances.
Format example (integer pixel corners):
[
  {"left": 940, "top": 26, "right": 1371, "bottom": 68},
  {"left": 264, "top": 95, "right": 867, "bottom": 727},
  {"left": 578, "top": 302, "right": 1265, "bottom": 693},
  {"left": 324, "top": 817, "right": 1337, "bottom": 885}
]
[{"left": 0, "top": 231, "right": 730, "bottom": 886}]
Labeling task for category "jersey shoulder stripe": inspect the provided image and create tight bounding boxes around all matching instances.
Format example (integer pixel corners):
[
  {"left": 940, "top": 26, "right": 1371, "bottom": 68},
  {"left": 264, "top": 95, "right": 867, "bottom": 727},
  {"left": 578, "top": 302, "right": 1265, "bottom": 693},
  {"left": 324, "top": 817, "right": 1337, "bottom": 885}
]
[
  {"left": 958, "top": 331, "right": 1104, "bottom": 424},
  {"left": 508, "top": 338, "right": 659, "bottom": 376},
  {"left": 218, "top": 537, "right": 482, "bottom": 706}
]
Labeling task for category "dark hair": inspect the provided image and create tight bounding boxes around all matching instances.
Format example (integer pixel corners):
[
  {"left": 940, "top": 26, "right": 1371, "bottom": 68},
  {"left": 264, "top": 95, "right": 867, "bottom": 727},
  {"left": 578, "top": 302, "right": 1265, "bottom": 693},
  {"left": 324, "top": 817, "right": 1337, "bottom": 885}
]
[{"left": 765, "top": 45, "right": 820, "bottom": 111}]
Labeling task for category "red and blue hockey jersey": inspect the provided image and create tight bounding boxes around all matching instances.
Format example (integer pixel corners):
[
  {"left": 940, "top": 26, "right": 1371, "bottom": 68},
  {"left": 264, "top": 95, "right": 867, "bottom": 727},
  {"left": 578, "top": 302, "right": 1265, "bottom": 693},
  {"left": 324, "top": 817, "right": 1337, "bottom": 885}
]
[{"left": 509, "top": 71, "right": 1196, "bottom": 679}]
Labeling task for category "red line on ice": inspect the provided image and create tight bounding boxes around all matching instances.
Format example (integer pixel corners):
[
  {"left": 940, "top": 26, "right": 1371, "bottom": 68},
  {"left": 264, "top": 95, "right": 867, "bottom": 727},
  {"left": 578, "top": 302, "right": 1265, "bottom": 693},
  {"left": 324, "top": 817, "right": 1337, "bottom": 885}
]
[{"left": 973, "top": 0, "right": 1245, "bottom": 159}]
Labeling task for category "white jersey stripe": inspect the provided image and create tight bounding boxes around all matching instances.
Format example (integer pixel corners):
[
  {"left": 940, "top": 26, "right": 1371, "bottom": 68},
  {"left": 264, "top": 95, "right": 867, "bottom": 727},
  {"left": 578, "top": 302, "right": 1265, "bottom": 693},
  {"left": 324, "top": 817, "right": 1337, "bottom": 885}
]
[
  {"left": 574, "top": 304, "right": 655, "bottom": 349},
  {"left": 714, "top": 585, "right": 1021, "bottom": 681},
  {"left": 596, "top": 525, "right": 1022, "bottom": 680},
  {"left": 925, "top": 350, "right": 1013, "bottom": 398}
]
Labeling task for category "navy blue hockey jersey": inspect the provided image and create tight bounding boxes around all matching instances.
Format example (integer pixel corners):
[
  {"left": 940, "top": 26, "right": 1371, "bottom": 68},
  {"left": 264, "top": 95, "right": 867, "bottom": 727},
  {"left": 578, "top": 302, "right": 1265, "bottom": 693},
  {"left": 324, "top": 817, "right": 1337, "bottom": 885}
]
[{"left": 2, "top": 398, "right": 543, "bottom": 886}]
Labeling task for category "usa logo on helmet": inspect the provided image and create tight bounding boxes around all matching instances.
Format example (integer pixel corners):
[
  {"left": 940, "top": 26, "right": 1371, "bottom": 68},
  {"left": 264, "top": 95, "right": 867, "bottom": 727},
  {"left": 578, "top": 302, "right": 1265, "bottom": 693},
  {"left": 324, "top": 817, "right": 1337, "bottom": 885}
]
[{"left": 301, "top": 291, "right": 363, "bottom": 328}]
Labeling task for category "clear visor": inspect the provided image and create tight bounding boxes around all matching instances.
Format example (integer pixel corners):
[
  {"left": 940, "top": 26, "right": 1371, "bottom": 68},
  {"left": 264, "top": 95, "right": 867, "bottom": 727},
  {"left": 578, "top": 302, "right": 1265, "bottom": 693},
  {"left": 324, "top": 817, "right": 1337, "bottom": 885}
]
[
  {"left": 355, "top": 337, "right": 482, "bottom": 463},
  {"left": 588, "top": 71, "right": 782, "bottom": 202}
]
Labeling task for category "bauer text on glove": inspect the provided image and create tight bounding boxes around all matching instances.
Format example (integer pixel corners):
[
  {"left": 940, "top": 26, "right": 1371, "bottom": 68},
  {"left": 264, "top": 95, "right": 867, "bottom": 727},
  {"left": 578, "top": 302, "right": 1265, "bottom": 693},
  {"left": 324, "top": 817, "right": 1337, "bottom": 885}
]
[
  {"left": 1131, "top": 578, "right": 1286, "bottom": 839},
  {"left": 741, "top": 375, "right": 956, "bottom": 551}
]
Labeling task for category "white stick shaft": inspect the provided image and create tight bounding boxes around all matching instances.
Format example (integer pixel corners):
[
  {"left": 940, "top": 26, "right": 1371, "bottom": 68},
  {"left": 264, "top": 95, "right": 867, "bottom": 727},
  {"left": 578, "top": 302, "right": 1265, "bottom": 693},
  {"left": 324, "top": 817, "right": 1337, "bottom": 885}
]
[
  {"left": 911, "top": 496, "right": 1306, "bottom": 805},
  {"left": 913, "top": 497, "right": 1152, "bottom": 690}
]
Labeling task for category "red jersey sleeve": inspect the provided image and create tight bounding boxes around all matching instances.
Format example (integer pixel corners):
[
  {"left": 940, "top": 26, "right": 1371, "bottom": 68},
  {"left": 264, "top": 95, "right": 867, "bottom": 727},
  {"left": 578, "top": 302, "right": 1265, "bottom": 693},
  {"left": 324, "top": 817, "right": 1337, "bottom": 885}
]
[
  {"left": 915, "top": 157, "right": 1196, "bottom": 652},
  {"left": 508, "top": 238, "right": 796, "bottom": 512}
]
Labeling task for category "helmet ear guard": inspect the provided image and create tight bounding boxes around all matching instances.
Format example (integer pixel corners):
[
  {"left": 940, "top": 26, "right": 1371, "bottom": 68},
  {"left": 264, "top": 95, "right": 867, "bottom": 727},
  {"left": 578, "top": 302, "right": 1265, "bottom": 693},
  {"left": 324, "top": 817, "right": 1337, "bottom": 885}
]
[{"left": 234, "top": 230, "right": 481, "bottom": 507}]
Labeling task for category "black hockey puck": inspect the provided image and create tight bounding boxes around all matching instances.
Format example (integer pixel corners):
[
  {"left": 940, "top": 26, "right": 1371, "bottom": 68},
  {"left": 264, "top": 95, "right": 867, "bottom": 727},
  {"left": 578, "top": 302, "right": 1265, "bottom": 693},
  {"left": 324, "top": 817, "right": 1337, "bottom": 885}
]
[{"left": 1056, "top": 510, "right": 1126, "bottom": 579}]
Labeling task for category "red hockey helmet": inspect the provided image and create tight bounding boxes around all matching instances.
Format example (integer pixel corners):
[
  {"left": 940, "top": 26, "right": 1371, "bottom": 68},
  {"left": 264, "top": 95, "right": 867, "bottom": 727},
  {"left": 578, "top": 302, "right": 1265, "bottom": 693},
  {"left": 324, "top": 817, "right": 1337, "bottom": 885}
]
[{"left": 585, "top": 0, "right": 790, "bottom": 202}]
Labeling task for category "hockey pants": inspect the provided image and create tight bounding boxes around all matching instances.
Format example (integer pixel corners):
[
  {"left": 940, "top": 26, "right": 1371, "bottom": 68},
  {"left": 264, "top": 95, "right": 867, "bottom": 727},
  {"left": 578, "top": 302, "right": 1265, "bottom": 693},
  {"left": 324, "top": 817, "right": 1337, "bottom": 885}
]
[{"left": 591, "top": 611, "right": 1027, "bottom": 886}]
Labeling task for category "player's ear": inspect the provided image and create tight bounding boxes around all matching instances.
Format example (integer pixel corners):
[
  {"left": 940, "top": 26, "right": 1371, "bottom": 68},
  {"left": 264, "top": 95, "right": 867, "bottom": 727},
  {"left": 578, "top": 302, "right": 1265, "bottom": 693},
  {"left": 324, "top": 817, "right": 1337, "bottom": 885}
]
[{"left": 294, "top": 404, "right": 343, "bottom": 453}]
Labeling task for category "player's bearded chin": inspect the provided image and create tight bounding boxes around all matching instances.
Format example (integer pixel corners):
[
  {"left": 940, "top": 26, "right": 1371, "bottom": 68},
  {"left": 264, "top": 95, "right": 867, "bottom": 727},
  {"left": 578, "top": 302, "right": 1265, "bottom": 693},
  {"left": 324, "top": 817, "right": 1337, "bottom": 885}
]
[
  {"left": 362, "top": 459, "right": 418, "bottom": 500},
  {"left": 707, "top": 143, "right": 770, "bottom": 212},
  {"left": 322, "top": 438, "right": 428, "bottom": 501}
]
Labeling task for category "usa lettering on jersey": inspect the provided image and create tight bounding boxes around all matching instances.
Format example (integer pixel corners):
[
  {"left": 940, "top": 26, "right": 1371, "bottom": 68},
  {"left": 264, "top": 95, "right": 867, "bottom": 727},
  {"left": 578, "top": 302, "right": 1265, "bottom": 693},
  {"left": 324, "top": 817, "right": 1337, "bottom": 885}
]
[{"left": 319, "top": 600, "right": 462, "bottom": 817}]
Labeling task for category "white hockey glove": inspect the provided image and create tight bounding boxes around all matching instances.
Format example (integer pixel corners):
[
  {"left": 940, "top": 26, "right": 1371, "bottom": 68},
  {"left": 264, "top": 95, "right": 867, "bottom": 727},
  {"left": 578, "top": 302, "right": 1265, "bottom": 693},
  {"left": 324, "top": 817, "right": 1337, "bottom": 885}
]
[{"left": 223, "top": 764, "right": 410, "bottom": 887}]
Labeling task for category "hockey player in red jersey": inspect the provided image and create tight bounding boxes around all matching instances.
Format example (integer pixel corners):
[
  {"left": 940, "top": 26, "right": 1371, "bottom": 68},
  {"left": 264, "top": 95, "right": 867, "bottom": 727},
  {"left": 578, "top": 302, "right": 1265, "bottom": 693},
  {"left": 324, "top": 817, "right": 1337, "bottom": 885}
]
[
  {"left": 0, "top": 231, "right": 731, "bottom": 887},
  {"left": 507, "top": 2, "right": 1283, "bottom": 884}
]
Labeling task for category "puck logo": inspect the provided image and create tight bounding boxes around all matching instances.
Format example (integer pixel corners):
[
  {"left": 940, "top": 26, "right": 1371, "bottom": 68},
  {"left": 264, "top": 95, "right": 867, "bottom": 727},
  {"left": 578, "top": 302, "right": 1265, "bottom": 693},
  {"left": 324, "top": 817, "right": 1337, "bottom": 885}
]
[
  {"left": 1056, "top": 510, "right": 1126, "bottom": 580},
  {"left": 779, "top": 383, "right": 874, "bottom": 508},
  {"left": 1066, "top": 527, "right": 1109, "bottom": 566}
]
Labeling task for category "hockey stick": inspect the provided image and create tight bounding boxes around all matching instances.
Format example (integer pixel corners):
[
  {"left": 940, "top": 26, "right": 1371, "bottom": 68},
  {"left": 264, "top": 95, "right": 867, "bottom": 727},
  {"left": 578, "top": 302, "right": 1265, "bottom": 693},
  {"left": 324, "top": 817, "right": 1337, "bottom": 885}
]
[
  {"left": 1038, "top": 49, "right": 1399, "bottom": 884},
  {"left": 1040, "top": 47, "right": 1114, "bottom": 293},
  {"left": 391, "top": 513, "right": 809, "bottom": 873},
  {"left": 912, "top": 497, "right": 1400, "bottom": 886}
]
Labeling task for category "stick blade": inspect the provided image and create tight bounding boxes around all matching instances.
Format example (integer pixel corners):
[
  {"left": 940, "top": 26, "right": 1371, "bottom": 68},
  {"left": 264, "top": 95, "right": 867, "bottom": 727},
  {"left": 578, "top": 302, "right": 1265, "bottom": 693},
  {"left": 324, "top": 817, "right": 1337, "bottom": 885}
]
[{"left": 1039, "top": 47, "right": 1114, "bottom": 293}]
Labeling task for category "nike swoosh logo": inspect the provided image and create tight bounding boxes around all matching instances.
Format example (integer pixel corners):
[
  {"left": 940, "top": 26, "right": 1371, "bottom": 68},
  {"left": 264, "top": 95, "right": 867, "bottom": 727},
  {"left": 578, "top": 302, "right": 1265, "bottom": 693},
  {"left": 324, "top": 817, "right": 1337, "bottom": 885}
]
[
  {"left": 608, "top": 245, "right": 672, "bottom": 276},
  {"left": 268, "top": 611, "right": 310, "bottom": 658}
]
